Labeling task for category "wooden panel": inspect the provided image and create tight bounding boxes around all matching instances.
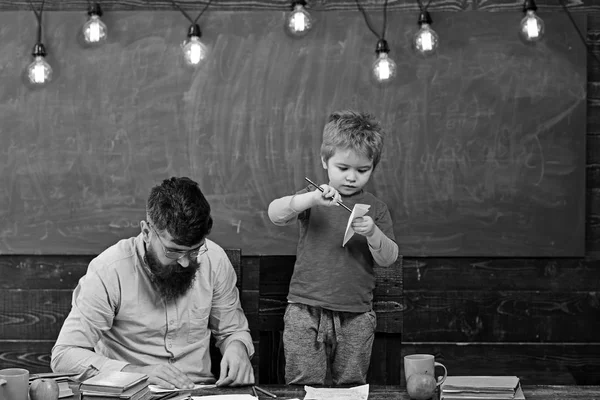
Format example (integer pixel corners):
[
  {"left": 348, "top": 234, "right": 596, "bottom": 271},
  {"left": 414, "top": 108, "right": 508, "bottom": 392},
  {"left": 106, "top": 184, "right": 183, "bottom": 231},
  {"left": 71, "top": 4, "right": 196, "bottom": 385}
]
[
  {"left": 401, "top": 344, "right": 600, "bottom": 385},
  {"left": 368, "top": 334, "right": 403, "bottom": 385},
  {"left": 403, "top": 258, "right": 600, "bottom": 291},
  {"left": 0, "top": 256, "right": 90, "bottom": 289},
  {"left": 403, "top": 290, "right": 600, "bottom": 342},
  {"left": 0, "top": 341, "right": 54, "bottom": 373},
  {"left": 0, "top": 290, "right": 72, "bottom": 340}
]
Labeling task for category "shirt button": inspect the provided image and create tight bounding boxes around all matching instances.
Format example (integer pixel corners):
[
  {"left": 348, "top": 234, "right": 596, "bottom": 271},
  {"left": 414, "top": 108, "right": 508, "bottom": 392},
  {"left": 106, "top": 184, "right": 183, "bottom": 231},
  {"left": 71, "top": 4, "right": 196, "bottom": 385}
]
[
  {"left": 168, "top": 343, "right": 172, "bottom": 348},
  {"left": 169, "top": 320, "right": 174, "bottom": 325}
]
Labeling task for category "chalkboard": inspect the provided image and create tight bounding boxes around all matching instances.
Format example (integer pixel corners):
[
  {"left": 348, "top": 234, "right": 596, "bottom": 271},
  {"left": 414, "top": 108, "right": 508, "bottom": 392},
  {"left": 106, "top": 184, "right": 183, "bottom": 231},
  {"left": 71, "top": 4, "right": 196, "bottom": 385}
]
[{"left": 0, "top": 10, "right": 586, "bottom": 256}]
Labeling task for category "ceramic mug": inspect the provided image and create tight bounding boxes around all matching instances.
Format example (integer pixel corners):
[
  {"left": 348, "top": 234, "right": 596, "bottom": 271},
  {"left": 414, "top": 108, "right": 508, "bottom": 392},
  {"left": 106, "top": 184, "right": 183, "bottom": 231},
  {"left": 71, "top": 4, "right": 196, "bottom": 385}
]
[
  {"left": 0, "top": 368, "right": 29, "bottom": 400},
  {"left": 404, "top": 354, "right": 447, "bottom": 399}
]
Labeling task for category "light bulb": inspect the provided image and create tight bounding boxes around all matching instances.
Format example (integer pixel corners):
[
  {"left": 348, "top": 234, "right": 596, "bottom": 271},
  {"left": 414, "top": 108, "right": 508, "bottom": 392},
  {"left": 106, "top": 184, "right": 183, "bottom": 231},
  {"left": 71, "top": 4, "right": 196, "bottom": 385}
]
[
  {"left": 371, "top": 39, "right": 397, "bottom": 84},
  {"left": 182, "top": 24, "right": 208, "bottom": 67},
  {"left": 413, "top": 11, "right": 439, "bottom": 56},
  {"left": 27, "top": 44, "right": 52, "bottom": 86},
  {"left": 83, "top": 15, "right": 108, "bottom": 45},
  {"left": 286, "top": 1, "right": 313, "bottom": 37},
  {"left": 519, "top": 9, "right": 544, "bottom": 42}
]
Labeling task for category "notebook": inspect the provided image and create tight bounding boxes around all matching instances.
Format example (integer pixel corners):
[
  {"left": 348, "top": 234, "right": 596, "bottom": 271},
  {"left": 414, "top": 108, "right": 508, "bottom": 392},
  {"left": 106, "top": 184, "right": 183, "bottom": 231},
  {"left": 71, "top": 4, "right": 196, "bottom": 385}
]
[
  {"left": 441, "top": 376, "right": 524, "bottom": 400},
  {"left": 80, "top": 371, "right": 148, "bottom": 395}
]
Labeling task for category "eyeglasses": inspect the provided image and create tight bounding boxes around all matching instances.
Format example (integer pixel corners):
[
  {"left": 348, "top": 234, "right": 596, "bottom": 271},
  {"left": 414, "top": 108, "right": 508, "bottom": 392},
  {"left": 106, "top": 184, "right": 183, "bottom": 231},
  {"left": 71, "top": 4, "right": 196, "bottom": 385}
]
[{"left": 148, "top": 223, "right": 207, "bottom": 260}]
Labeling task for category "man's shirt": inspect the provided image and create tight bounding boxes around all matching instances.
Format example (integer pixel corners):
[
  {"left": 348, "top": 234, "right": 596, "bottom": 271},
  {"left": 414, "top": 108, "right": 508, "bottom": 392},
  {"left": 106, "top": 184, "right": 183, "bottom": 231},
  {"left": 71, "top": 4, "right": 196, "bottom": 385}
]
[{"left": 51, "top": 234, "right": 254, "bottom": 383}]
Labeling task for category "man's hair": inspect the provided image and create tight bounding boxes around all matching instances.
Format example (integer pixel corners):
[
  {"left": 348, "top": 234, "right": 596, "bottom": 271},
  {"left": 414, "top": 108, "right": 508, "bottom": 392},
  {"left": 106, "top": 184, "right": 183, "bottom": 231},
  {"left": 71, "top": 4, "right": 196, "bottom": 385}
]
[
  {"left": 320, "top": 110, "right": 385, "bottom": 169},
  {"left": 147, "top": 177, "right": 212, "bottom": 246}
]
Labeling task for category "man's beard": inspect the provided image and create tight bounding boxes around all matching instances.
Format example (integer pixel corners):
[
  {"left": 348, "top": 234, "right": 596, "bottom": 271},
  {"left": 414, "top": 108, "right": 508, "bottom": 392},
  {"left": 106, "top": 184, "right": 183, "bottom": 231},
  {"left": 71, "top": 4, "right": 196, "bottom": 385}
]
[{"left": 144, "top": 245, "right": 199, "bottom": 301}]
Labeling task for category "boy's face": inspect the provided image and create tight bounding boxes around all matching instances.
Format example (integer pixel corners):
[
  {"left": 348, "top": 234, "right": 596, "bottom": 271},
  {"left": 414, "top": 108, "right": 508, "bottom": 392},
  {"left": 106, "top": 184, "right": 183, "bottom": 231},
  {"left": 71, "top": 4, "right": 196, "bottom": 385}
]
[{"left": 322, "top": 148, "right": 374, "bottom": 196}]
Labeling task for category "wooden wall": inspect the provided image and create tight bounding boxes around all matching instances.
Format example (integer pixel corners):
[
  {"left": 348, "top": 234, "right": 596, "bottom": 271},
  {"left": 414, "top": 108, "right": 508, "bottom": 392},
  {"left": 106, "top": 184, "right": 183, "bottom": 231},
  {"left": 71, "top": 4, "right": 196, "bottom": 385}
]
[{"left": 0, "top": 0, "right": 599, "bottom": 387}]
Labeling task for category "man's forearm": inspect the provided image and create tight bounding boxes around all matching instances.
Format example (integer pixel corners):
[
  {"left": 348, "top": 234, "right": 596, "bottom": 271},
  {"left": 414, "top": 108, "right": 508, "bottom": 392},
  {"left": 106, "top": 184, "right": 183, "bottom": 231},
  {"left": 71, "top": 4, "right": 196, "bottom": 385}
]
[{"left": 51, "top": 345, "right": 128, "bottom": 381}]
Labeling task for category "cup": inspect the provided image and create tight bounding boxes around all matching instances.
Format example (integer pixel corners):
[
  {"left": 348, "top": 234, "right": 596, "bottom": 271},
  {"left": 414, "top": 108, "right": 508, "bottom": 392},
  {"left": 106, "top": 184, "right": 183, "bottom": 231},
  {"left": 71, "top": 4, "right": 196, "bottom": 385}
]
[
  {"left": 404, "top": 354, "right": 447, "bottom": 399},
  {"left": 0, "top": 368, "right": 29, "bottom": 400}
]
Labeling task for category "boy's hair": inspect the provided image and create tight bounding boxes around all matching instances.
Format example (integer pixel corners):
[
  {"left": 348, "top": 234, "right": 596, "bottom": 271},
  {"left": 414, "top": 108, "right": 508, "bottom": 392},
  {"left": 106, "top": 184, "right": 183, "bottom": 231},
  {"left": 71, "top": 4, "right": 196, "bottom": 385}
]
[
  {"left": 320, "top": 110, "right": 385, "bottom": 168},
  {"left": 147, "top": 177, "right": 213, "bottom": 246}
]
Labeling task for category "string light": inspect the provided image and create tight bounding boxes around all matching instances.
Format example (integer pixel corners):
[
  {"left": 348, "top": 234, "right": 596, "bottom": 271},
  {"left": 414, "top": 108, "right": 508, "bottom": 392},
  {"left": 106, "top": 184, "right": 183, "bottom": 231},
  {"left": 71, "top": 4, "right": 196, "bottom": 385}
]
[
  {"left": 519, "top": 0, "right": 544, "bottom": 42},
  {"left": 26, "top": 0, "right": 52, "bottom": 86},
  {"left": 182, "top": 24, "right": 208, "bottom": 66},
  {"left": 170, "top": 0, "right": 213, "bottom": 67},
  {"left": 285, "top": 0, "right": 313, "bottom": 38},
  {"left": 356, "top": 0, "right": 396, "bottom": 85},
  {"left": 413, "top": 10, "right": 439, "bottom": 56},
  {"left": 372, "top": 39, "right": 397, "bottom": 83},
  {"left": 82, "top": 2, "right": 108, "bottom": 46}
]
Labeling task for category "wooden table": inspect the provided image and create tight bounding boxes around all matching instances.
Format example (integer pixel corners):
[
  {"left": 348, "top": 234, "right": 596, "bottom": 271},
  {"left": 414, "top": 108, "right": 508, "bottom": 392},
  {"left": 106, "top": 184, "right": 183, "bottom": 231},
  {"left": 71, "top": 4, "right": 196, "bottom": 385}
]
[{"left": 189, "top": 385, "right": 600, "bottom": 400}]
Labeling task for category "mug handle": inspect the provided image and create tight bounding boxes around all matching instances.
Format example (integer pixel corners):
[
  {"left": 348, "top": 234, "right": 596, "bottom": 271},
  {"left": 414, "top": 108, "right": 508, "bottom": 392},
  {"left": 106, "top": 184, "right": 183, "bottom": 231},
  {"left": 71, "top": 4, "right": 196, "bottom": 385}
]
[{"left": 434, "top": 362, "right": 447, "bottom": 387}]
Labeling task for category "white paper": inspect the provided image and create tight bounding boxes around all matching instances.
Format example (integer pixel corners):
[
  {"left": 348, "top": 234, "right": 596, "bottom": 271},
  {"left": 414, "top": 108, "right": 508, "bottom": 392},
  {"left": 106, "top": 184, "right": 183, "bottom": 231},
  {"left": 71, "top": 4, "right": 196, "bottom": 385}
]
[
  {"left": 150, "top": 384, "right": 216, "bottom": 393},
  {"left": 342, "top": 204, "right": 371, "bottom": 246},
  {"left": 192, "top": 395, "right": 256, "bottom": 400},
  {"left": 304, "top": 384, "right": 369, "bottom": 400}
]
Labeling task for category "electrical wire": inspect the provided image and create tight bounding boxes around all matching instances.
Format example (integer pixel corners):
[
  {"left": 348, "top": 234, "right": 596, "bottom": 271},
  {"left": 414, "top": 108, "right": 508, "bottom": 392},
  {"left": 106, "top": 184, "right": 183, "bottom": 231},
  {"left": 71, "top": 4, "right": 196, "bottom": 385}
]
[
  {"left": 170, "top": 0, "right": 214, "bottom": 25},
  {"left": 28, "top": 0, "right": 45, "bottom": 43}
]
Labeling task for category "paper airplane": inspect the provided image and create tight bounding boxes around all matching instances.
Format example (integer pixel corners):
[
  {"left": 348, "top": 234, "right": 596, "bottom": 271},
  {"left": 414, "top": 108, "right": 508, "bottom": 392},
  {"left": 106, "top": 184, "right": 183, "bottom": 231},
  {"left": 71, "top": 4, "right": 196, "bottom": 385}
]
[{"left": 343, "top": 203, "right": 371, "bottom": 246}]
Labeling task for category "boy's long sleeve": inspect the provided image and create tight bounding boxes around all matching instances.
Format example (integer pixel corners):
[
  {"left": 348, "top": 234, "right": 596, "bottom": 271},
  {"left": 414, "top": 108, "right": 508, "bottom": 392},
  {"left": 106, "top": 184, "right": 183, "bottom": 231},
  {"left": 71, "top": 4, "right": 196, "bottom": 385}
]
[
  {"left": 268, "top": 195, "right": 299, "bottom": 225},
  {"left": 367, "top": 228, "right": 399, "bottom": 267}
]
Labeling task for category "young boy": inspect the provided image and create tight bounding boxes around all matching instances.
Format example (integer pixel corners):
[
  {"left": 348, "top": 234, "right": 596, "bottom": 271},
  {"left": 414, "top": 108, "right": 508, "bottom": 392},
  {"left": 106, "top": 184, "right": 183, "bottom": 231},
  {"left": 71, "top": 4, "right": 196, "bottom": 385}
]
[{"left": 268, "top": 110, "right": 399, "bottom": 385}]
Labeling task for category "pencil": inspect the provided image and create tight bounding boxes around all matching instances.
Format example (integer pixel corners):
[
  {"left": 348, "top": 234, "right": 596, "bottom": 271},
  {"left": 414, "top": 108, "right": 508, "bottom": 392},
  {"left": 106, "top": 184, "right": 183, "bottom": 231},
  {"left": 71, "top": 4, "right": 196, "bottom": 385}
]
[
  {"left": 304, "top": 177, "right": 353, "bottom": 213},
  {"left": 252, "top": 386, "right": 258, "bottom": 397},
  {"left": 254, "top": 386, "right": 277, "bottom": 398}
]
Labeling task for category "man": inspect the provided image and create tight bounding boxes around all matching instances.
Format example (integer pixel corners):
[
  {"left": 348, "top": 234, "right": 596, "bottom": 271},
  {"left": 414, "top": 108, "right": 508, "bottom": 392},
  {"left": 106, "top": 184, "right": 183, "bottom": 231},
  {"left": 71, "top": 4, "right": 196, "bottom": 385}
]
[{"left": 51, "top": 177, "right": 254, "bottom": 389}]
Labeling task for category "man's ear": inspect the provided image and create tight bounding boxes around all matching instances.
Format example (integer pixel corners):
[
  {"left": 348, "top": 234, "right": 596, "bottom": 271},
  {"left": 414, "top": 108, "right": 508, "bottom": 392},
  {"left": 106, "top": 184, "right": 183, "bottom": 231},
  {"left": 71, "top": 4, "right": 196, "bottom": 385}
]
[{"left": 140, "top": 221, "right": 151, "bottom": 242}]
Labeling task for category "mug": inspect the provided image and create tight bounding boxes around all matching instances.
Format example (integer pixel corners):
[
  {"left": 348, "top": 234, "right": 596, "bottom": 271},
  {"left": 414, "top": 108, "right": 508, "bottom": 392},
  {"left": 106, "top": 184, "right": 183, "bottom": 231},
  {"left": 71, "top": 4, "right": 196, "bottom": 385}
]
[
  {"left": 0, "top": 368, "right": 29, "bottom": 400},
  {"left": 404, "top": 354, "right": 447, "bottom": 395}
]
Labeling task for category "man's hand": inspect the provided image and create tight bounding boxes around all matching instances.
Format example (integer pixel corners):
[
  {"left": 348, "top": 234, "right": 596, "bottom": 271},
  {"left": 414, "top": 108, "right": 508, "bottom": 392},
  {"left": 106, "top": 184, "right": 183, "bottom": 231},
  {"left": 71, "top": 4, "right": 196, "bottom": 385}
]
[
  {"left": 216, "top": 341, "right": 255, "bottom": 387},
  {"left": 122, "top": 364, "right": 195, "bottom": 390}
]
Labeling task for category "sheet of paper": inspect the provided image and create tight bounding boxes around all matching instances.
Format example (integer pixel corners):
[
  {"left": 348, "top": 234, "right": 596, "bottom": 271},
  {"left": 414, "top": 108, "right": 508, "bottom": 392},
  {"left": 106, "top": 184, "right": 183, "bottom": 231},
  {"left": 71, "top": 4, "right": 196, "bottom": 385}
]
[
  {"left": 342, "top": 204, "right": 371, "bottom": 246},
  {"left": 150, "top": 384, "right": 216, "bottom": 393},
  {"left": 191, "top": 395, "right": 256, "bottom": 400},
  {"left": 304, "top": 384, "right": 369, "bottom": 400}
]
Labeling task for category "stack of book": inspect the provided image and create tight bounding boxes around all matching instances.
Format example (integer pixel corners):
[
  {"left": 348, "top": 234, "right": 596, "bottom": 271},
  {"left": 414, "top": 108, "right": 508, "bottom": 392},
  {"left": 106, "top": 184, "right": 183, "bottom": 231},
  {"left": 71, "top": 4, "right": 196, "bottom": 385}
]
[
  {"left": 57, "top": 378, "right": 75, "bottom": 398},
  {"left": 440, "top": 376, "right": 525, "bottom": 400},
  {"left": 80, "top": 371, "right": 151, "bottom": 400}
]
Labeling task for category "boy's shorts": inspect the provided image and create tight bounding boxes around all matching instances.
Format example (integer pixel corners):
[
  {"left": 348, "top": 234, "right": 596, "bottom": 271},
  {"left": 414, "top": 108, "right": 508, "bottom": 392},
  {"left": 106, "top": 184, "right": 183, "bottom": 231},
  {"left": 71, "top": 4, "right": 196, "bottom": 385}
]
[{"left": 283, "top": 302, "right": 376, "bottom": 385}]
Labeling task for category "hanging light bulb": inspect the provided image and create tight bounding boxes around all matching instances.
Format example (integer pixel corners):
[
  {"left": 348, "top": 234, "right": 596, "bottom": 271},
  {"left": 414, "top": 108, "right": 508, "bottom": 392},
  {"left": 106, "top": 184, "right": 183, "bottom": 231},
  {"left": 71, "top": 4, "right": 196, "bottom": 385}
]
[
  {"left": 371, "top": 39, "right": 397, "bottom": 84},
  {"left": 413, "top": 10, "right": 439, "bottom": 56},
  {"left": 82, "top": 2, "right": 108, "bottom": 45},
  {"left": 285, "top": 0, "right": 313, "bottom": 38},
  {"left": 181, "top": 24, "right": 208, "bottom": 66},
  {"left": 519, "top": 0, "right": 544, "bottom": 42},
  {"left": 27, "top": 43, "right": 52, "bottom": 86}
]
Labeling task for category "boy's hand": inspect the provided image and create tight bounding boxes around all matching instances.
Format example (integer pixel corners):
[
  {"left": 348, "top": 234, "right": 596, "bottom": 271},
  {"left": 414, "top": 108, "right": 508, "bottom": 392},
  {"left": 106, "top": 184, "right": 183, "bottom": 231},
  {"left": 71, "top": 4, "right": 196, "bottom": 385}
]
[
  {"left": 313, "top": 185, "right": 342, "bottom": 207},
  {"left": 351, "top": 216, "right": 376, "bottom": 237}
]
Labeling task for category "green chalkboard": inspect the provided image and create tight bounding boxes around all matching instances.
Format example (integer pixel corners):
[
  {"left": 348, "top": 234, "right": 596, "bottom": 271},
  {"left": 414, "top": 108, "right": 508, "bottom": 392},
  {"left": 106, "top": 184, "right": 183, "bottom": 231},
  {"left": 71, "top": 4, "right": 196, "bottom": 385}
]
[{"left": 0, "top": 10, "right": 586, "bottom": 256}]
